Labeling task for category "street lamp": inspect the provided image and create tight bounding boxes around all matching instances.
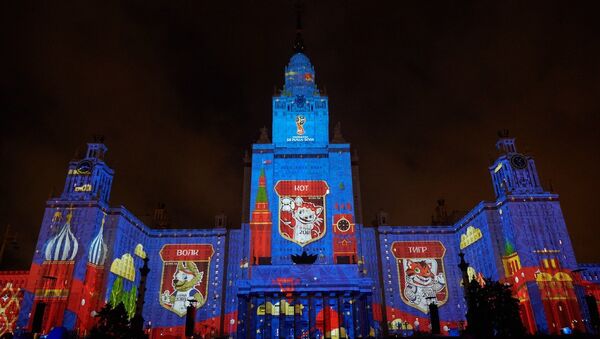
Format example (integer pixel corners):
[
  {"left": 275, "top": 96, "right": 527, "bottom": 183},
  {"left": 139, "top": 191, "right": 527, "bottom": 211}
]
[
  {"left": 426, "top": 296, "right": 440, "bottom": 335},
  {"left": 186, "top": 298, "right": 199, "bottom": 338}
]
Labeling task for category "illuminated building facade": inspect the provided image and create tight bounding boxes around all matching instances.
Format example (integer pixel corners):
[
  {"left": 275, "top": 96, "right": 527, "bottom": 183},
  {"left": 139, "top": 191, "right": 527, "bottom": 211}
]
[{"left": 1, "top": 35, "right": 599, "bottom": 338}]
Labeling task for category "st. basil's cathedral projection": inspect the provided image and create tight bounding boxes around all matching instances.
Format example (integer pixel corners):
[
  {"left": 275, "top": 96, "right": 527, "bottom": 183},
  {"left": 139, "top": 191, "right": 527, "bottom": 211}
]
[{"left": 1, "top": 32, "right": 600, "bottom": 338}]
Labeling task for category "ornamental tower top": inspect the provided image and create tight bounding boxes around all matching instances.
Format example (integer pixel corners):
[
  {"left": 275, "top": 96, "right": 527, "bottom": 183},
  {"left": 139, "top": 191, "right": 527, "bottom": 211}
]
[
  {"left": 271, "top": 37, "right": 329, "bottom": 148},
  {"left": 489, "top": 132, "right": 544, "bottom": 198}
]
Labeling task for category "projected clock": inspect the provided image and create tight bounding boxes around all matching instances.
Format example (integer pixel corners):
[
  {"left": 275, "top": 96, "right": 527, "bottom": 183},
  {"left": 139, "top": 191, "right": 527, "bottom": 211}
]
[{"left": 336, "top": 218, "right": 351, "bottom": 232}]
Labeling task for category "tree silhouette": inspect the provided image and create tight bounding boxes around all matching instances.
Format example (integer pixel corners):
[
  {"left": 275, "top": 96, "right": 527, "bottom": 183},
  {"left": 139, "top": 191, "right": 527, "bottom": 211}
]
[
  {"left": 465, "top": 278, "right": 525, "bottom": 337},
  {"left": 89, "top": 302, "right": 146, "bottom": 339}
]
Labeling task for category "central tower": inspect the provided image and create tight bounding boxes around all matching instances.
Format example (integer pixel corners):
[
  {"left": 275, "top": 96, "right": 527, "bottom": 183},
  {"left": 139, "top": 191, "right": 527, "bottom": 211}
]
[
  {"left": 271, "top": 49, "right": 329, "bottom": 148},
  {"left": 248, "top": 43, "right": 357, "bottom": 265},
  {"left": 238, "top": 28, "right": 374, "bottom": 339}
]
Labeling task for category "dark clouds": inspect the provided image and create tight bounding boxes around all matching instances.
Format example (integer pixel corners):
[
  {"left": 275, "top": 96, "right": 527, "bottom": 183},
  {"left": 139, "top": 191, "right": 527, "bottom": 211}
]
[{"left": 1, "top": 1, "right": 599, "bottom": 269}]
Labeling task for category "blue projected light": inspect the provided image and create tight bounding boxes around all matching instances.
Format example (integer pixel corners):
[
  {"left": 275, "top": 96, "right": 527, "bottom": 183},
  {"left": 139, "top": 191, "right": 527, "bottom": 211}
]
[
  {"left": 13, "top": 31, "right": 594, "bottom": 339},
  {"left": 272, "top": 53, "right": 329, "bottom": 148}
]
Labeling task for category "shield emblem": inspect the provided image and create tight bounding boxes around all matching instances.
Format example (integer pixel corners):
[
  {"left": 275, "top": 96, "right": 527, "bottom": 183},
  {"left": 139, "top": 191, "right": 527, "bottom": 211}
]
[
  {"left": 159, "top": 244, "right": 214, "bottom": 317},
  {"left": 275, "top": 180, "right": 329, "bottom": 246},
  {"left": 392, "top": 241, "right": 448, "bottom": 313}
]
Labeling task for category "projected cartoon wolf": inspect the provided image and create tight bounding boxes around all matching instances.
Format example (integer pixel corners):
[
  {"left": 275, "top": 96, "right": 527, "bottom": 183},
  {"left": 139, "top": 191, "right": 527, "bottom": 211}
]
[
  {"left": 161, "top": 261, "right": 204, "bottom": 316},
  {"left": 280, "top": 197, "right": 324, "bottom": 245}
]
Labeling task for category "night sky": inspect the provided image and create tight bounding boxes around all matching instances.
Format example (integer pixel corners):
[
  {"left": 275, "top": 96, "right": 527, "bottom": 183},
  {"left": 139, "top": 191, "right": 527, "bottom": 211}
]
[{"left": 1, "top": 1, "right": 599, "bottom": 269}]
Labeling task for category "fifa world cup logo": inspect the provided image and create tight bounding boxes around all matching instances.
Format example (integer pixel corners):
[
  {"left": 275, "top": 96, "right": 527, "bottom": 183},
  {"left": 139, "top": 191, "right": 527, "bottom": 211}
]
[{"left": 295, "top": 115, "right": 306, "bottom": 135}]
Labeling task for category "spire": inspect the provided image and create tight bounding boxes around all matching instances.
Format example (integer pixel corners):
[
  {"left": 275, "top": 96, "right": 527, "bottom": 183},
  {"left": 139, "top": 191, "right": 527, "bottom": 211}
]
[
  {"left": 250, "top": 168, "right": 272, "bottom": 264},
  {"left": 86, "top": 135, "right": 108, "bottom": 160},
  {"left": 256, "top": 168, "right": 268, "bottom": 204},
  {"left": 496, "top": 129, "right": 517, "bottom": 154},
  {"left": 257, "top": 126, "right": 271, "bottom": 144},
  {"left": 504, "top": 238, "right": 516, "bottom": 255},
  {"left": 332, "top": 122, "right": 346, "bottom": 143},
  {"left": 282, "top": 2, "right": 317, "bottom": 97},
  {"left": 153, "top": 203, "right": 169, "bottom": 228},
  {"left": 293, "top": 1, "right": 305, "bottom": 53}
]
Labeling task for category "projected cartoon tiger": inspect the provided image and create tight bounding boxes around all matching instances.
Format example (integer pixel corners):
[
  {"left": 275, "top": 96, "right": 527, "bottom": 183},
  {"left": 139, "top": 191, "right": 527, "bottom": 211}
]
[
  {"left": 402, "top": 259, "right": 445, "bottom": 309},
  {"left": 280, "top": 197, "right": 324, "bottom": 245}
]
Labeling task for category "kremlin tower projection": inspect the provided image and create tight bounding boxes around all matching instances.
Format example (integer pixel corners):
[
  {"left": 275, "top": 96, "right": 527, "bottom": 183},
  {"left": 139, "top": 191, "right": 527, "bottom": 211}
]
[{"left": 0, "top": 24, "right": 599, "bottom": 339}]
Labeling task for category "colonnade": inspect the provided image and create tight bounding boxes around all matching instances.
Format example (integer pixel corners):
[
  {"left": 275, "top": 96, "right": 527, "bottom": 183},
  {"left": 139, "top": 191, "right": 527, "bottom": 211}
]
[{"left": 237, "top": 291, "right": 374, "bottom": 339}]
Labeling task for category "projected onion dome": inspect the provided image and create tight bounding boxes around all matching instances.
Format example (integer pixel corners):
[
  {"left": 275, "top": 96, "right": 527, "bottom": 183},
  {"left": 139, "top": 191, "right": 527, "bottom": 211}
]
[
  {"left": 44, "top": 210, "right": 79, "bottom": 261},
  {"left": 88, "top": 216, "right": 108, "bottom": 265}
]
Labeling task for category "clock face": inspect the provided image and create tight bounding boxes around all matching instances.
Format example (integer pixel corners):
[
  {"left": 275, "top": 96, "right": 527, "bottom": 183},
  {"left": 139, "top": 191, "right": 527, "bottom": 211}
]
[
  {"left": 336, "top": 218, "right": 351, "bottom": 232},
  {"left": 510, "top": 154, "right": 527, "bottom": 170},
  {"left": 76, "top": 160, "right": 93, "bottom": 174}
]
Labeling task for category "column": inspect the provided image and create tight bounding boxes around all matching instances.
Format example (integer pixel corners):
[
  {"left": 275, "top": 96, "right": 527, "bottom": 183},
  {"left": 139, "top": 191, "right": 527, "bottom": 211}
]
[
  {"left": 351, "top": 293, "right": 360, "bottom": 338},
  {"left": 257, "top": 294, "right": 266, "bottom": 339},
  {"left": 237, "top": 295, "right": 249, "bottom": 339},
  {"left": 342, "top": 293, "right": 354, "bottom": 339},
  {"left": 278, "top": 294, "right": 285, "bottom": 339},
  {"left": 308, "top": 294, "right": 315, "bottom": 338},
  {"left": 314, "top": 293, "right": 324, "bottom": 339},
  {"left": 264, "top": 294, "right": 272, "bottom": 339},
  {"left": 574, "top": 284, "right": 594, "bottom": 333},
  {"left": 249, "top": 295, "right": 258, "bottom": 339},
  {"left": 270, "top": 293, "right": 280, "bottom": 338},
  {"left": 297, "top": 293, "right": 309, "bottom": 339},
  {"left": 365, "top": 294, "right": 375, "bottom": 337},
  {"left": 323, "top": 294, "right": 330, "bottom": 339},
  {"left": 526, "top": 281, "right": 550, "bottom": 333},
  {"left": 284, "top": 294, "right": 295, "bottom": 338}
]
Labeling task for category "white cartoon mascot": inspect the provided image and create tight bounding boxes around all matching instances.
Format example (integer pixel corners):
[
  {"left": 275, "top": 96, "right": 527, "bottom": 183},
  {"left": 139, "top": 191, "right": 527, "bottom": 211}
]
[
  {"left": 280, "top": 197, "right": 324, "bottom": 244},
  {"left": 403, "top": 259, "right": 445, "bottom": 309}
]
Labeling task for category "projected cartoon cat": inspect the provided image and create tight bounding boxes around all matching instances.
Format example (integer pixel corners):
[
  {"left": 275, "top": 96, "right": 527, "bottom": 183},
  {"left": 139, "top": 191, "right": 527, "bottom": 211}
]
[
  {"left": 281, "top": 197, "right": 324, "bottom": 245},
  {"left": 161, "top": 261, "right": 204, "bottom": 316},
  {"left": 402, "top": 259, "right": 445, "bottom": 309}
]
